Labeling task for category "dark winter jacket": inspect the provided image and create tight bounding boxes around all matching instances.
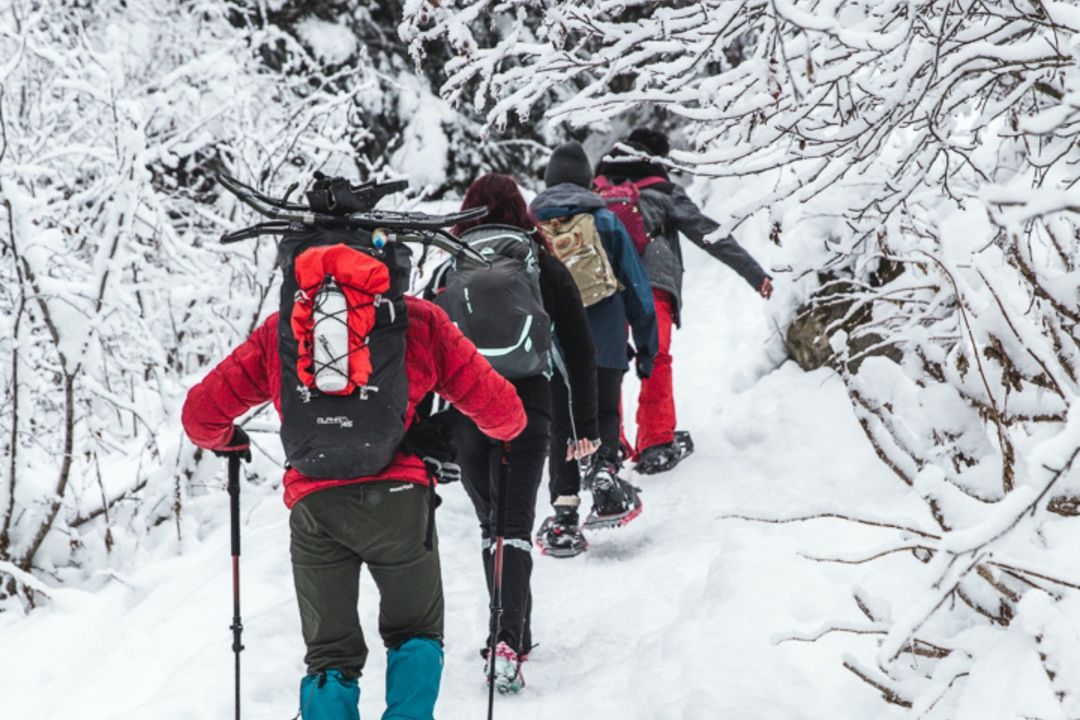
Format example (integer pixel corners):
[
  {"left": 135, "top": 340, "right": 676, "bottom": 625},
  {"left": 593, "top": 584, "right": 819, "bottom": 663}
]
[
  {"left": 530, "top": 183, "right": 658, "bottom": 374},
  {"left": 536, "top": 250, "right": 600, "bottom": 440},
  {"left": 598, "top": 163, "right": 770, "bottom": 325},
  {"left": 426, "top": 226, "right": 600, "bottom": 441},
  {"left": 182, "top": 297, "right": 527, "bottom": 508}
]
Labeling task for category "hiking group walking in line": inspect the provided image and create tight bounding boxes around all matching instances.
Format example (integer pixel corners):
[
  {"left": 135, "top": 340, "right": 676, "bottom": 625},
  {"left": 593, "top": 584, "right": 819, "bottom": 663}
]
[{"left": 183, "top": 128, "right": 772, "bottom": 719}]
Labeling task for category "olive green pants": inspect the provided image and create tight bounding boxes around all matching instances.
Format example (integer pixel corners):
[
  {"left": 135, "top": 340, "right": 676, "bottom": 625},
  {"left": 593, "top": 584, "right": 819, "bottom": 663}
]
[{"left": 290, "top": 481, "right": 443, "bottom": 678}]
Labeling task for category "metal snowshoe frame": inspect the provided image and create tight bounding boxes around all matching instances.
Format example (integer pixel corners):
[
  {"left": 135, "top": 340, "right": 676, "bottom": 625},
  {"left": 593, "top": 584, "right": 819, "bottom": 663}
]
[
  {"left": 216, "top": 172, "right": 490, "bottom": 266},
  {"left": 535, "top": 512, "right": 588, "bottom": 558}
]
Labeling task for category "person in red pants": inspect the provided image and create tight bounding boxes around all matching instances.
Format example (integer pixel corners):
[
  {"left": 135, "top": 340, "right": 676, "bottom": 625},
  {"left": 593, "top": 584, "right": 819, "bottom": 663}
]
[
  {"left": 636, "top": 288, "right": 679, "bottom": 455},
  {"left": 597, "top": 128, "right": 773, "bottom": 474}
]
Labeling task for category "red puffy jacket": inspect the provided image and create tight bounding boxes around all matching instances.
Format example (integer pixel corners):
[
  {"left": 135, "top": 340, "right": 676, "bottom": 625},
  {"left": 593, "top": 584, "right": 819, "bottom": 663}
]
[{"left": 182, "top": 297, "right": 527, "bottom": 507}]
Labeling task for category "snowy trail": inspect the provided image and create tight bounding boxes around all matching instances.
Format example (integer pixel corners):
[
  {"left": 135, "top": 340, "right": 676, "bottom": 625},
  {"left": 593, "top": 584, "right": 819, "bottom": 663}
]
[{"left": 3, "top": 241, "right": 916, "bottom": 719}]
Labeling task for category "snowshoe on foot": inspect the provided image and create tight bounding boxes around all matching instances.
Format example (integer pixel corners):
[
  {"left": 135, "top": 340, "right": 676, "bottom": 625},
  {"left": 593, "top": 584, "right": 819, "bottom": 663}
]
[
  {"left": 584, "top": 451, "right": 643, "bottom": 529},
  {"left": 635, "top": 430, "right": 695, "bottom": 475},
  {"left": 536, "top": 505, "right": 587, "bottom": 558},
  {"left": 483, "top": 642, "right": 526, "bottom": 694}
]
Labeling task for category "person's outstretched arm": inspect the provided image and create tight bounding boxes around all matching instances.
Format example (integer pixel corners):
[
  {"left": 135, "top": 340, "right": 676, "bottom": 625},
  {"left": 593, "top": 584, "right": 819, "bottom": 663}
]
[
  {"left": 538, "top": 252, "right": 599, "bottom": 443},
  {"left": 668, "top": 185, "right": 772, "bottom": 297}
]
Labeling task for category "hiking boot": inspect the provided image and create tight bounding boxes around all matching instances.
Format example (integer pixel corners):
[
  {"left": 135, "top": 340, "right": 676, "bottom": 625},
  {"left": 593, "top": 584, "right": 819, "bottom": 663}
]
[
  {"left": 584, "top": 451, "right": 643, "bottom": 529},
  {"left": 635, "top": 430, "right": 695, "bottom": 475},
  {"left": 536, "top": 502, "right": 587, "bottom": 558}
]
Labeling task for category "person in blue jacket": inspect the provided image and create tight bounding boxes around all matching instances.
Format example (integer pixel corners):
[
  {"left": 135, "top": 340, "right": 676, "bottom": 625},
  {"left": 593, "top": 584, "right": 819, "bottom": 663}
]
[{"left": 530, "top": 141, "right": 659, "bottom": 554}]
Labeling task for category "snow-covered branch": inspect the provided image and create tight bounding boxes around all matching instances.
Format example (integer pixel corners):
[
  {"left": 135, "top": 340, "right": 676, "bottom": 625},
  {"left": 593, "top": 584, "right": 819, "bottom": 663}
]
[
  {"left": 406, "top": 1, "right": 1080, "bottom": 715},
  {"left": 0, "top": 0, "right": 381, "bottom": 608}
]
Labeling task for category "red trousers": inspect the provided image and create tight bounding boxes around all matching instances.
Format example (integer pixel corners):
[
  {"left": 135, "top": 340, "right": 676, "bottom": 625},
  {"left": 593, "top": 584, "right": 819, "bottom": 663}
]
[{"left": 635, "top": 289, "right": 676, "bottom": 452}]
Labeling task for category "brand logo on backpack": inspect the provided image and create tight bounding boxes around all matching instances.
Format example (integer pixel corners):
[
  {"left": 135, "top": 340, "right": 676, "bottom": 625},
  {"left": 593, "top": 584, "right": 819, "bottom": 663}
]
[{"left": 316, "top": 415, "right": 355, "bottom": 428}]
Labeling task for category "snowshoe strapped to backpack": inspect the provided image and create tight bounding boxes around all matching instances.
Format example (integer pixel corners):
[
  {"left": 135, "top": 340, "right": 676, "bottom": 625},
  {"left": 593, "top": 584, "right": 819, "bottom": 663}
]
[
  {"left": 434, "top": 225, "right": 551, "bottom": 380},
  {"left": 593, "top": 175, "right": 667, "bottom": 256},
  {"left": 537, "top": 213, "right": 619, "bottom": 307},
  {"left": 277, "top": 227, "right": 411, "bottom": 479}
]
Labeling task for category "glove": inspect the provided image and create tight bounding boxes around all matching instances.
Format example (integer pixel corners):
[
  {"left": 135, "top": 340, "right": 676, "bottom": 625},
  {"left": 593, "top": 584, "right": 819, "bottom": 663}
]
[
  {"left": 423, "top": 458, "right": 462, "bottom": 485},
  {"left": 635, "top": 354, "right": 654, "bottom": 380},
  {"left": 401, "top": 410, "right": 458, "bottom": 466},
  {"left": 213, "top": 425, "right": 252, "bottom": 463}
]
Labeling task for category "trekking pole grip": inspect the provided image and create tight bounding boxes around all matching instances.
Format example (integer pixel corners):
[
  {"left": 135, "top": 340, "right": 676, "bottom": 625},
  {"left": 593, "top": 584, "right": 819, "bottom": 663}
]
[
  {"left": 497, "top": 442, "right": 510, "bottom": 535},
  {"left": 228, "top": 455, "right": 241, "bottom": 557}
]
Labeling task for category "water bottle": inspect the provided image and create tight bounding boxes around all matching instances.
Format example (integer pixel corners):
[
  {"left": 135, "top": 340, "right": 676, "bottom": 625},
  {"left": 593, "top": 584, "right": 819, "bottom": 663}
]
[{"left": 313, "top": 276, "right": 350, "bottom": 394}]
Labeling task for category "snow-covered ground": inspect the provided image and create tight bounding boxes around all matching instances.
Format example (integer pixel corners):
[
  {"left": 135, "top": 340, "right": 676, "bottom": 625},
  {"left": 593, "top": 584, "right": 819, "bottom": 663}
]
[{"left": 1, "top": 234, "right": 917, "bottom": 719}]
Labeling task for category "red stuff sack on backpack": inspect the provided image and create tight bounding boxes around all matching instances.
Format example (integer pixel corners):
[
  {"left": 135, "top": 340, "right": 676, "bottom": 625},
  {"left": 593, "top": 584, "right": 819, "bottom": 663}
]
[{"left": 291, "top": 244, "right": 390, "bottom": 395}]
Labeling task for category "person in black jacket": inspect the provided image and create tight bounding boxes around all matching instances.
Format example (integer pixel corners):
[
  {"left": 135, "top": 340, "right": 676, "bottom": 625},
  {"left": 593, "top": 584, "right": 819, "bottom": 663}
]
[
  {"left": 595, "top": 128, "right": 773, "bottom": 474},
  {"left": 531, "top": 143, "right": 659, "bottom": 535},
  {"left": 428, "top": 173, "right": 599, "bottom": 693}
]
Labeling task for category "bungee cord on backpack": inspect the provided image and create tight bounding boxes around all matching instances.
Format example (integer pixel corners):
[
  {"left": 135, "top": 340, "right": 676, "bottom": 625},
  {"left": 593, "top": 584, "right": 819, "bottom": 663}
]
[{"left": 302, "top": 276, "right": 379, "bottom": 395}]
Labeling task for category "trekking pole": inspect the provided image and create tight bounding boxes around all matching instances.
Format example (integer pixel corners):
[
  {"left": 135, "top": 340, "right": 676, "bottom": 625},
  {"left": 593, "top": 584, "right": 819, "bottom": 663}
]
[
  {"left": 552, "top": 349, "right": 592, "bottom": 480},
  {"left": 486, "top": 441, "right": 511, "bottom": 720},
  {"left": 564, "top": 381, "right": 592, "bottom": 481},
  {"left": 227, "top": 454, "right": 244, "bottom": 720}
]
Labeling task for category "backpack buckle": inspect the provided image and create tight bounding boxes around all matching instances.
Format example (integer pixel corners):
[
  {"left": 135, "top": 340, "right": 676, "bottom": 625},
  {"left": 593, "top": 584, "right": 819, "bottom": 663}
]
[{"left": 374, "top": 294, "right": 396, "bottom": 323}]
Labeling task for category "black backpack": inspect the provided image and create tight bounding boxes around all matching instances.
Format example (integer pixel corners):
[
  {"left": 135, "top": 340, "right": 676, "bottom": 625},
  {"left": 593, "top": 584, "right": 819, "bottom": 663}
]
[
  {"left": 277, "top": 228, "right": 411, "bottom": 479},
  {"left": 434, "top": 225, "right": 551, "bottom": 380},
  {"left": 216, "top": 171, "right": 488, "bottom": 480}
]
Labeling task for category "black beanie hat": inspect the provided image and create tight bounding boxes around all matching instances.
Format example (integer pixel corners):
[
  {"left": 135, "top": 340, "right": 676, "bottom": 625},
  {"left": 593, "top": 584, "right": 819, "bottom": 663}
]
[
  {"left": 544, "top": 141, "right": 593, "bottom": 189},
  {"left": 626, "top": 128, "right": 671, "bottom": 158}
]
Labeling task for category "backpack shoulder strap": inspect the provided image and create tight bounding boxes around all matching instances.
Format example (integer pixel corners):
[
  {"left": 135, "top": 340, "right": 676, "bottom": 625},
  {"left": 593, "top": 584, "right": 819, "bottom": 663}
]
[{"left": 425, "top": 260, "right": 452, "bottom": 300}]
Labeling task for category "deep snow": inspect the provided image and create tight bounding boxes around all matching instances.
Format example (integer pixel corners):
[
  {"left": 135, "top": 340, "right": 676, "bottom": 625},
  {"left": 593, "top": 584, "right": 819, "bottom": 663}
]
[{"left": 1, "top": 223, "right": 920, "bottom": 720}]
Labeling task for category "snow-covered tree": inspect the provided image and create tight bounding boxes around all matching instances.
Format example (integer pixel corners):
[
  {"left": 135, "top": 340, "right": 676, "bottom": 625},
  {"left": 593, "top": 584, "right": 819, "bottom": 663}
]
[
  {"left": 0, "top": 0, "right": 387, "bottom": 607},
  {"left": 0, "top": 0, "right": 554, "bottom": 613},
  {"left": 254, "top": 0, "right": 558, "bottom": 194},
  {"left": 403, "top": 1, "right": 1080, "bottom": 715}
]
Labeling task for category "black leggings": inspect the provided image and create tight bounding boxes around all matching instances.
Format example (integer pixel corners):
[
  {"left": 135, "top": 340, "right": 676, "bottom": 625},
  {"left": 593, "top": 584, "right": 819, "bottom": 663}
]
[
  {"left": 452, "top": 376, "right": 551, "bottom": 655},
  {"left": 549, "top": 367, "right": 623, "bottom": 503}
]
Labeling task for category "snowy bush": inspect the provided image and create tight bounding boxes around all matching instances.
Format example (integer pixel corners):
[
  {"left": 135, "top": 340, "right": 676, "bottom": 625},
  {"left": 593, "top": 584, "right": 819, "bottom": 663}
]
[
  {"left": 403, "top": 1, "right": 1080, "bottom": 716},
  {"left": 0, "top": 0, "right": 389, "bottom": 608}
]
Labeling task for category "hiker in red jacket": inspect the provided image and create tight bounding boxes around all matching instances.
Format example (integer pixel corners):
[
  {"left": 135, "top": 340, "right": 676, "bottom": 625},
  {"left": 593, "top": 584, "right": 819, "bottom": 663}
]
[{"left": 182, "top": 296, "right": 526, "bottom": 720}]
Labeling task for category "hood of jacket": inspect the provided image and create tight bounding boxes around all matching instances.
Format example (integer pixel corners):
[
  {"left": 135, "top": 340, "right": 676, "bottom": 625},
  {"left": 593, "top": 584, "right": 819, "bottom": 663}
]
[
  {"left": 530, "top": 183, "right": 605, "bottom": 219},
  {"left": 595, "top": 157, "right": 671, "bottom": 184}
]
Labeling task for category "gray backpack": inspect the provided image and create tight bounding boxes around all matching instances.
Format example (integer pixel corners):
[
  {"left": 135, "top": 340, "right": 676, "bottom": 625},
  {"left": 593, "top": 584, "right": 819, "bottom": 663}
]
[{"left": 434, "top": 225, "right": 552, "bottom": 380}]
